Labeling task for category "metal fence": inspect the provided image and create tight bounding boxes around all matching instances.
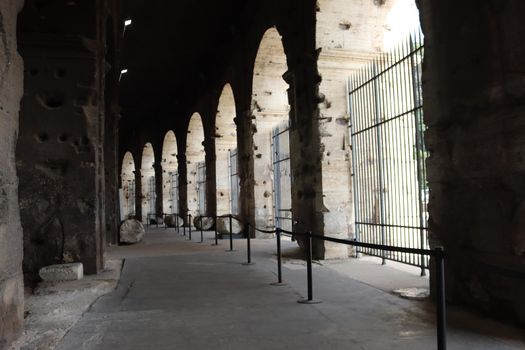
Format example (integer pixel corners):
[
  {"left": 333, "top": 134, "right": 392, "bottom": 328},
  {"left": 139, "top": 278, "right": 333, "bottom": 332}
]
[
  {"left": 229, "top": 149, "right": 240, "bottom": 215},
  {"left": 197, "top": 161, "right": 206, "bottom": 215},
  {"left": 348, "top": 29, "right": 428, "bottom": 274},
  {"left": 125, "top": 179, "right": 135, "bottom": 217},
  {"left": 170, "top": 172, "right": 179, "bottom": 214},
  {"left": 272, "top": 120, "right": 293, "bottom": 232},
  {"left": 147, "top": 175, "right": 156, "bottom": 220}
]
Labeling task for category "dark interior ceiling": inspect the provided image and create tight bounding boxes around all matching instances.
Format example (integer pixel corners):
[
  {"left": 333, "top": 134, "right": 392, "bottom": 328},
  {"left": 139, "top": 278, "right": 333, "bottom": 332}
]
[{"left": 119, "top": 0, "right": 247, "bottom": 123}]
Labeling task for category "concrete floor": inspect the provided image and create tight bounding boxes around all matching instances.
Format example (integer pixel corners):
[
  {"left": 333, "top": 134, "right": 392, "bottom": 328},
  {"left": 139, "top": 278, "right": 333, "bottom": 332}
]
[{"left": 56, "top": 227, "right": 525, "bottom": 350}]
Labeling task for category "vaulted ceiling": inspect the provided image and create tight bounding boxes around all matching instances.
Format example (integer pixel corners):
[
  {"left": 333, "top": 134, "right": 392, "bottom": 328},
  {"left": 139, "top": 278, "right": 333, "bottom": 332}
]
[{"left": 119, "top": 0, "right": 247, "bottom": 123}]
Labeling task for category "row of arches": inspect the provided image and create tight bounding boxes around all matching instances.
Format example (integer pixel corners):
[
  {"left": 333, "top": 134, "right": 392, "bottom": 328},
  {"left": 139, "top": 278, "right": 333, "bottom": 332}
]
[{"left": 120, "top": 27, "right": 292, "bottom": 231}]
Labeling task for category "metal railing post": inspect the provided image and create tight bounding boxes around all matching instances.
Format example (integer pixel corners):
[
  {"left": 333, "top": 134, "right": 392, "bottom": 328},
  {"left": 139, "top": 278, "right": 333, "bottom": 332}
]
[
  {"left": 435, "top": 247, "right": 447, "bottom": 350},
  {"left": 228, "top": 215, "right": 233, "bottom": 251},
  {"left": 176, "top": 214, "right": 180, "bottom": 234},
  {"left": 242, "top": 223, "right": 254, "bottom": 265},
  {"left": 271, "top": 228, "right": 286, "bottom": 286},
  {"left": 298, "top": 232, "right": 321, "bottom": 304},
  {"left": 183, "top": 215, "right": 186, "bottom": 236},
  {"left": 212, "top": 215, "right": 218, "bottom": 246}
]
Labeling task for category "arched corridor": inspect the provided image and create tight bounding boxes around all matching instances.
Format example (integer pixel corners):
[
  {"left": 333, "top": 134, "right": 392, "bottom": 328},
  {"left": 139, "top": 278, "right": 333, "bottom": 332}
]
[
  {"left": 251, "top": 27, "right": 292, "bottom": 234},
  {"left": 185, "top": 113, "right": 206, "bottom": 219},
  {"left": 2, "top": 0, "right": 525, "bottom": 348},
  {"left": 121, "top": 152, "right": 136, "bottom": 219},
  {"left": 161, "top": 131, "right": 179, "bottom": 215},
  {"left": 140, "top": 143, "right": 156, "bottom": 223}
]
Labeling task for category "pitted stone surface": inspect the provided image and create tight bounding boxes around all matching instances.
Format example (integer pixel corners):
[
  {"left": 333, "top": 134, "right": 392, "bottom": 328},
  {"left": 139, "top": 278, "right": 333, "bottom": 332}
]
[
  {"left": 39, "top": 263, "right": 84, "bottom": 282},
  {"left": 120, "top": 219, "right": 145, "bottom": 244}
]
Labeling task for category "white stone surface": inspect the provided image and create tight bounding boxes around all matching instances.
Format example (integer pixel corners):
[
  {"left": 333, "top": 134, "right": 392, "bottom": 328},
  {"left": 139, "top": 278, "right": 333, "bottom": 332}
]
[
  {"left": 120, "top": 219, "right": 145, "bottom": 243},
  {"left": 39, "top": 263, "right": 83, "bottom": 282}
]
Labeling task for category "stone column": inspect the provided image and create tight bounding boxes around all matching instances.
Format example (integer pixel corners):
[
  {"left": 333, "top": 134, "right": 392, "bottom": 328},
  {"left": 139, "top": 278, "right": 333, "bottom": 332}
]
[
  {"left": 420, "top": 0, "right": 525, "bottom": 324},
  {"left": 236, "top": 111, "right": 256, "bottom": 231},
  {"left": 0, "top": 0, "right": 25, "bottom": 345},
  {"left": 134, "top": 169, "right": 142, "bottom": 222},
  {"left": 204, "top": 137, "right": 216, "bottom": 217},
  {"left": 177, "top": 153, "right": 188, "bottom": 224},
  {"left": 154, "top": 162, "right": 163, "bottom": 216}
]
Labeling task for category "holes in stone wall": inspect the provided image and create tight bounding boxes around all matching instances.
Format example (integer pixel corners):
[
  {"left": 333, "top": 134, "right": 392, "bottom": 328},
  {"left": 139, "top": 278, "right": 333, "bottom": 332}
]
[
  {"left": 36, "top": 92, "right": 66, "bottom": 110},
  {"left": 35, "top": 132, "right": 49, "bottom": 143},
  {"left": 57, "top": 133, "right": 70, "bottom": 143}
]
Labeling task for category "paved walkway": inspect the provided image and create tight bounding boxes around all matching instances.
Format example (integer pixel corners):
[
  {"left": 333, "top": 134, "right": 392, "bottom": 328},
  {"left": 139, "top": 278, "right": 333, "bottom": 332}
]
[{"left": 56, "top": 228, "right": 525, "bottom": 350}]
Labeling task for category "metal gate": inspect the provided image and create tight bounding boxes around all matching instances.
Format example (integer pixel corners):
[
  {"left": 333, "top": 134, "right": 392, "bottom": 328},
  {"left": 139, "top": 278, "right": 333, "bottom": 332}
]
[
  {"left": 126, "top": 179, "right": 135, "bottom": 217},
  {"left": 348, "top": 29, "right": 428, "bottom": 274},
  {"left": 148, "top": 175, "right": 156, "bottom": 217},
  {"left": 272, "top": 120, "right": 292, "bottom": 232},
  {"left": 197, "top": 162, "right": 206, "bottom": 215},
  {"left": 170, "top": 172, "right": 179, "bottom": 214},
  {"left": 229, "top": 149, "right": 239, "bottom": 215}
]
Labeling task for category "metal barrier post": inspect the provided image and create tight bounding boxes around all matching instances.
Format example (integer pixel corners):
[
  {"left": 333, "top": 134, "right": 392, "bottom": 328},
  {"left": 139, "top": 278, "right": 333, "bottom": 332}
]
[
  {"left": 435, "top": 247, "right": 447, "bottom": 350},
  {"left": 271, "top": 228, "right": 286, "bottom": 286},
  {"left": 298, "top": 232, "right": 321, "bottom": 304},
  {"left": 199, "top": 216, "right": 204, "bottom": 243},
  {"left": 242, "top": 223, "right": 254, "bottom": 265},
  {"left": 225, "top": 214, "right": 234, "bottom": 252},
  {"left": 183, "top": 215, "right": 186, "bottom": 236},
  {"left": 176, "top": 214, "right": 180, "bottom": 234},
  {"left": 212, "top": 215, "right": 219, "bottom": 246},
  {"left": 188, "top": 214, "right": 192, "bottom": 240}
]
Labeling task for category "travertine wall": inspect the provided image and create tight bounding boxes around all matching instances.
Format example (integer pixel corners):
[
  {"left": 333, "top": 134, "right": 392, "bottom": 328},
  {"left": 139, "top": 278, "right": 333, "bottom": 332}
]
[
  {"left": 420, "top": 0, "right": 525, "bottom": 324},
  {"left": 215, "top": 84, "right": 237, "bottom": 215},
  {"left": 186, "top": 113, "right": 206, "bottom": 219},
  {"left": 0, "top": 0, "right": 24, "bottom": 345}
]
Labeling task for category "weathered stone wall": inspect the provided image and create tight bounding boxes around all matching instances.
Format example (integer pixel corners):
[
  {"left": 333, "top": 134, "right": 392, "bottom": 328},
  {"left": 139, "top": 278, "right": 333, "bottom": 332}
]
[
  {"left": 0, "top": 0, "right": 25, "bottom": 346},
  {"left": 16, "top": 0, "right": 117, "bottom": 282},
  {"left": 420, "top": 0, "right": 525, "bottom": 324}
]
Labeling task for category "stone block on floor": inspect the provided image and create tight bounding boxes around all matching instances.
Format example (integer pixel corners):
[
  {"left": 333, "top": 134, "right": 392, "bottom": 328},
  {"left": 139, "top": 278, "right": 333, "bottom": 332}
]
[{"left": 39, "top": 263, "right": 84, "bottom": 281}]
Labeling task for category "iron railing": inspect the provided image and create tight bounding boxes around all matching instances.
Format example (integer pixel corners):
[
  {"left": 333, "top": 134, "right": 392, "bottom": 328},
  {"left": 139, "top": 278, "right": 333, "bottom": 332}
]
[
  {"left": 348, "top": 29, "right": 428, "bottom": 274},
  {"left": 156, "top": 215, "right": 447, "bottom": 350},
  {"left": 272, "top": 121, "right": 293, "bottom": 232},
  {"left": 229, "top": 149, "right": 240, "bottom": 215}
]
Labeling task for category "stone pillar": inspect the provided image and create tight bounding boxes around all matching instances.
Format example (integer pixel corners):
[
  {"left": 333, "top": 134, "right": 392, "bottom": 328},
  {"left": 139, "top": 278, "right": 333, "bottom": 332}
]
[
  {"left": 17, "top": 3, "right": 104, "bottom": 277},
  {"left": 0, "top": 0, "right": 25, "bottom": 346},
  {"left": 204, "top": 137, "right": 216, "bottom": 217},
  {"left": 420, "top": 0, "right": 525, "bottom": 324},
  {"left": 177, "top": 153, "right": 188, "bottom": 223},
  {"left": 288, "top": 54, "right": 327, "bottom": 260},
  {"left": 236, "top": 112, "right": 256, "bottom": 230},
  {"left": 134, "top": 169, "right": 142, "bottom": 222},
  {"left": 154, "top": 162, "right": 163, "bottom": 216}
]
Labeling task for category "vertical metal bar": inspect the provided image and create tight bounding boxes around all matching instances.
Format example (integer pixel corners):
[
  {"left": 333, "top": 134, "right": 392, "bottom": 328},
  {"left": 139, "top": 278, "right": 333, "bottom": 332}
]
[
  {"left": 176, "top": 214, "right": 179, "bottom": 233},
  {"left": 229, "top": 214, "right": 233, "bottom": 251},
  {"left": 435, "top": 247, "right": 447, "bottom": 350},
  {"left": 212, "top": 215, "right": 219, "bottom": 246},
  {"left": 349, "top": 78, "right": 361, "bottom": 258},
  {"left": 183, "top": 215, "right": 186, "bottom": 236},
  {"left": 297, "top": 232, "right": 321, "bottom": 304},
  {"left": 372, "top": 63, "right": 387, "bottom": 265},
  {"left": 410, "top": 35, "right": 427, "bottom": 276},
  {"left": 243, "top": 222, "right": 253, "bottom": 265}
]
